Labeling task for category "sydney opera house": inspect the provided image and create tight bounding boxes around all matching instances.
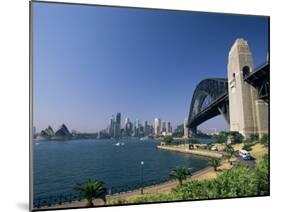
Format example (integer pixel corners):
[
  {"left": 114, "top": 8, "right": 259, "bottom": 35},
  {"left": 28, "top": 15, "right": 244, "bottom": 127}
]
[{"left": 36, "top": 124, "right": 72, "bottom": 140}]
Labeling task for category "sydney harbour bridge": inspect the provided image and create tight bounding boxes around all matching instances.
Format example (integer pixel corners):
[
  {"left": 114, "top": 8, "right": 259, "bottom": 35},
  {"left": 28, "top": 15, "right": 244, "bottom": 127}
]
[{"left": 186, "top": 39, "right": 269, "bottom": 138}]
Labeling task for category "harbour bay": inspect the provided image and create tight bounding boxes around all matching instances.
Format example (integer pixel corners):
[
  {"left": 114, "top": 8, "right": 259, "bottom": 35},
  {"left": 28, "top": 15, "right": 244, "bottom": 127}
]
[{"left": 33, "top": 139, "right": 209, "bottom": 200}]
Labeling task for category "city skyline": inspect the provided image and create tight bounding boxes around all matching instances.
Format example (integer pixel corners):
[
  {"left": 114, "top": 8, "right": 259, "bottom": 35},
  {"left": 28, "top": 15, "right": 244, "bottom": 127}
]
[
  {"left": 33, "top": 3, "right": 268, "bottom": 133},
  {"left": 35, "top": 112, "right": 176, "bottom": 135}
]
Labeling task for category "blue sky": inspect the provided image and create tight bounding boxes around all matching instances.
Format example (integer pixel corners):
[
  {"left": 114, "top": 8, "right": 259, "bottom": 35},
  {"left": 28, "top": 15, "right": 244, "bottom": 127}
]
[{"left": 33, "top": 2, "right": 268, "bottom": 133}]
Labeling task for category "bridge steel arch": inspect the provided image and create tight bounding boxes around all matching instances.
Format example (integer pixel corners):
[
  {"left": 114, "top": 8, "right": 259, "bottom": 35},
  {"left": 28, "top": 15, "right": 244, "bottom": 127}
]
[{"left": 187, "top": 78, "right": 229, "bottom": 135}]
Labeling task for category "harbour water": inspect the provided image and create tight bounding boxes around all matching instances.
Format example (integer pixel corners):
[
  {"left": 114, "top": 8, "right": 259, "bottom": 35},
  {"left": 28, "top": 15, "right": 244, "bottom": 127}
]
[{"left": 33, "top": 138, "right": 209, "bottom": 200}]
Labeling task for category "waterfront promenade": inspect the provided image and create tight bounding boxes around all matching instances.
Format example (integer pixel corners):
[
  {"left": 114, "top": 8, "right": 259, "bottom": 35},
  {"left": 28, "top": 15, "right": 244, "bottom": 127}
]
[
  {"left": 37, "top": 166, "right": 217, "bottom": 209},
  {"left": 157, "top": 144, "right": 223, "bottom": 158}
]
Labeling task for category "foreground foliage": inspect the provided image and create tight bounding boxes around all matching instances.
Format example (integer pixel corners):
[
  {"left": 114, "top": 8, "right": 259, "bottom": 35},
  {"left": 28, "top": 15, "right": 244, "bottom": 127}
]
[
  {"left": 169, "top": 166, "right": 192, "bottom": 185},
  {"left": 259, "top": 135, "right": 268, "bottom": 147},
  {"left": 130, "top": 155, "right": 269, "bottom": 204},
  {"left": 225, "top": 144, "right": 235, "bottom": 163},
  {"left": 208, "top": 158, "right": 220, "bottom": 171},
  {"left": 75, "top": 179, "right": 107, "bottom": 206}
]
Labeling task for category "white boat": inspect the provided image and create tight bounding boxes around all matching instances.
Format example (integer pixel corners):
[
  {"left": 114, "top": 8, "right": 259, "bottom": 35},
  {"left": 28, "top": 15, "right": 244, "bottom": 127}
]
[
  {"left": 115, "top": 142, "right": 121, "bottom": 146},
  {"left": 140, "top": 136, "right": 149, "bottom": 141}
]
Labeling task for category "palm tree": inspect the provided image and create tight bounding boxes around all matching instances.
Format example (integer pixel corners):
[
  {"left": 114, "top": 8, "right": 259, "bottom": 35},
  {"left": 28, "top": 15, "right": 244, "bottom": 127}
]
[
  {"left": 208, "top": 158, "right": 220, "bottom": 171},
  {"left": 169, "top": 166, "right": 192, "bottom": 185},
  {"left": 225, "top": 144, "right": 235, "bottom": 164},
  {"left": 75, "top": 179, "right": 107, "bottom": 206}
]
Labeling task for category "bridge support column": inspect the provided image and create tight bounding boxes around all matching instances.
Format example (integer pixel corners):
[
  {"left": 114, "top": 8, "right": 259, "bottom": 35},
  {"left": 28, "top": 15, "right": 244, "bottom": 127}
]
[
  {"left": 218, "top": 102, "right": 230, "bottom": 127},
  {"left": 189, "top": 127, "right": 197, "bottom": 137},
  {"left": 255, "top": 99, "right": 269, "bottom": 137},
  {"left": 227, "top": 38, "right": 259, "bottom": 138}
]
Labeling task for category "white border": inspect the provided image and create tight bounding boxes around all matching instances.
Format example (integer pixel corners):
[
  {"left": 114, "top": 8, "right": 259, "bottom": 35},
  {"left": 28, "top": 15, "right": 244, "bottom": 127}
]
[{"left": 0, "top": 0, "right": 280, "bottom": 212}]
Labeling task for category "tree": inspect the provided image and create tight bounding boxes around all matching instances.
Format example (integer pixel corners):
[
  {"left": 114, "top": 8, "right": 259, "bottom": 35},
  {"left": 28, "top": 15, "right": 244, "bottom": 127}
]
[
  {"left": 75, "top": 179, "right": 107, "bottom": 206},
  {"left": 163, "top": 136, "right": 173, "bottom": 145},
  {"left": 213, "top": 131, "right": 243, "bottom": 144},
  {"left": 260, "top": 135, "right": 268, "bottom": 147},
  {"left": 250, "top": 134, "right": 259, "bottom": 142},
  {"left": 242, "top": 140, "right": 253, "bottom": 151},
  {"left": 207, "top": 142, "right": 214, "bottom": 150},
  {"left": 172, "top": 132, "right": 184, "bottom": 138},
  {"left": 225, "top": 144, "right": 235, "bottom": 164},
  {"left": 228, "top": 131, "right": 244, "bottom": 144},
  {"left": 213, "top": 132, "right": 228, "bottom": 144},
  {"left": 208, "top": 158, "right": 220, "bottom": 171},
  {"left": 254, "top": 155, "right": 269, "bottom": 195},
  {"left": 169, "top": 166, "right": 192, "bottom": 185}
]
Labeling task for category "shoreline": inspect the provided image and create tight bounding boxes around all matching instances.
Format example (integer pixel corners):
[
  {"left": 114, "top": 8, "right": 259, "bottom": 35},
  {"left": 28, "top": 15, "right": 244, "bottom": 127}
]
[
  {"left": 37, "top": 166, "right": 216, "bottom": 210},
  {"left": 157, "top": 145, "right": 223, "bottom": 158}
]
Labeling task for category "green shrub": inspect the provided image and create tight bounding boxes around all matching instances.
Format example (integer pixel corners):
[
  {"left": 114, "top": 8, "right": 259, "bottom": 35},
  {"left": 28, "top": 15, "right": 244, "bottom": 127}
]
[
  {"left": 229, "top": 131, "right": 244, "bottom": 144},
  {"left": 242, "top": 142, "right": 253, "bottom": 151},
  {"left": 208, "top": 158, "right": 220, "bottom": 171},
  {"left": 172, "top": 132, "right": 184, "bottom": 138},
  {"left": 260, "top": 135, "right": 268, "bottom": 147},
  {"left": 112, "top": 199, "right": 128, "bottom": 205},
  {"left": 130, "top": 155, "right": 269, "bottom": 203},
  {"left": 213, "top": 132, "right": 228, "bottom": 144},
  {"left": 207, "top": 143, "right": 214, "bottom": 150},
  {"left": 250, "top": 134, "right": 259, "bottom": 142},
  {"left": 213, "top": 131, "right": 243, "bottom": 144},
  {"left": 163, "top": 136, "right": 173, "bottom": 145}
]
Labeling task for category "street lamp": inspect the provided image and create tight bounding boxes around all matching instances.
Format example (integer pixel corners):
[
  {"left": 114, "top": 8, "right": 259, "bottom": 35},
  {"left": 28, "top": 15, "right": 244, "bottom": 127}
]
[{"left": 140, "top": 161, "right": 144, "bottom": 195}]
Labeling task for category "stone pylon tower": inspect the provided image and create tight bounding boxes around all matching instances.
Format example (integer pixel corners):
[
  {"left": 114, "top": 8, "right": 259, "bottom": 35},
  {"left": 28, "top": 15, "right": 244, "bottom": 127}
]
[{"left": 227, "top": 39, "right": 258, "bottom": 138}]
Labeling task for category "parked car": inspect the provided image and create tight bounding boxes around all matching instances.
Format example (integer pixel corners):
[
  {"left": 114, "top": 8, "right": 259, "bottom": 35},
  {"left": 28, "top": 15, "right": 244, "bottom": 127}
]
[
  {"left": 211, "top": 146, "right": 218, "bottom": 151},
  {"left": 238, "top": 149, "right": 255, "bottom": 160}
]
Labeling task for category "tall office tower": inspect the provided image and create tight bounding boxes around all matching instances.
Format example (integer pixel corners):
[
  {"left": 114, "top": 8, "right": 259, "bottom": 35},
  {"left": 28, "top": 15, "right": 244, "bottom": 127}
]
[
  {"left": 124, "top": 117, "right": 132, "bottom": 136},
  {"left": 125, "top": 117, "right": 129, "bottom": 127},
  {"left": 134, "top": 119, "right": 141, "bottom": 137},
  {"left": 162, "top": 121, "right": 166, "bottom": 133},
  {"left": 166, "top": 121, "right": 172, "bottom": 133},
  {"left": 129, "top": 121, "right": 133, "bottom": 136},
  {"left": 109, "top": 116, "right": 115, "bottom": 137},
  {"left": 139, "top": 124, "right": 144, "bottom": 136},
  {"left": 184, "top": 118, "right": 189, "bottom": 138},
  {"left": 144, "top": 121, "right": 148, "bottom": 136},
  {"left": 114, "top": 112, "right": 121, "bottom": 138},
  {"left": 148, "top": 124, "right": 154, "bottom": 135},
  {"left": 154, "top": 118, "right": 161, "bottom": 136}
]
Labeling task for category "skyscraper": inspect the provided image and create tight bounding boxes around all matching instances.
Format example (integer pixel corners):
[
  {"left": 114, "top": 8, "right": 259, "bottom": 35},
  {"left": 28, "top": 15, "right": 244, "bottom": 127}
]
[
  {"left": 162, "top": 121, "right": 166, "bottom": 133},
  {"left": 134, "top": 119, "right": 141, "bottom": 137},
  {"left": 144, "top": 121, "right": 148, "bottom": 136},
  {"left": 109, "top": 115, "right": 115, "bottom": 137},
  {"left": 114, "top": 112, "right": 121, "bottom": 138},
  {"left": 166, "top": 121, "right": 172, "bottom": 133},
  {"left": 154, "top": 118, "right": 161, "bottom": 136},
  {"left": 124, "top": 117, "right": 132, "bottom": 136},
  {"left": 125, "top": 117, "right": 130, "bottom": 126}
]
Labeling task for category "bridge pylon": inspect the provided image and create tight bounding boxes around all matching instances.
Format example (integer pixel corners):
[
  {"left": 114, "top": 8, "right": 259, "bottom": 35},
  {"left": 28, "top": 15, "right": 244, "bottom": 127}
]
[{"left": 227, "top": 38, "right": 267, "bottom": 138}]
